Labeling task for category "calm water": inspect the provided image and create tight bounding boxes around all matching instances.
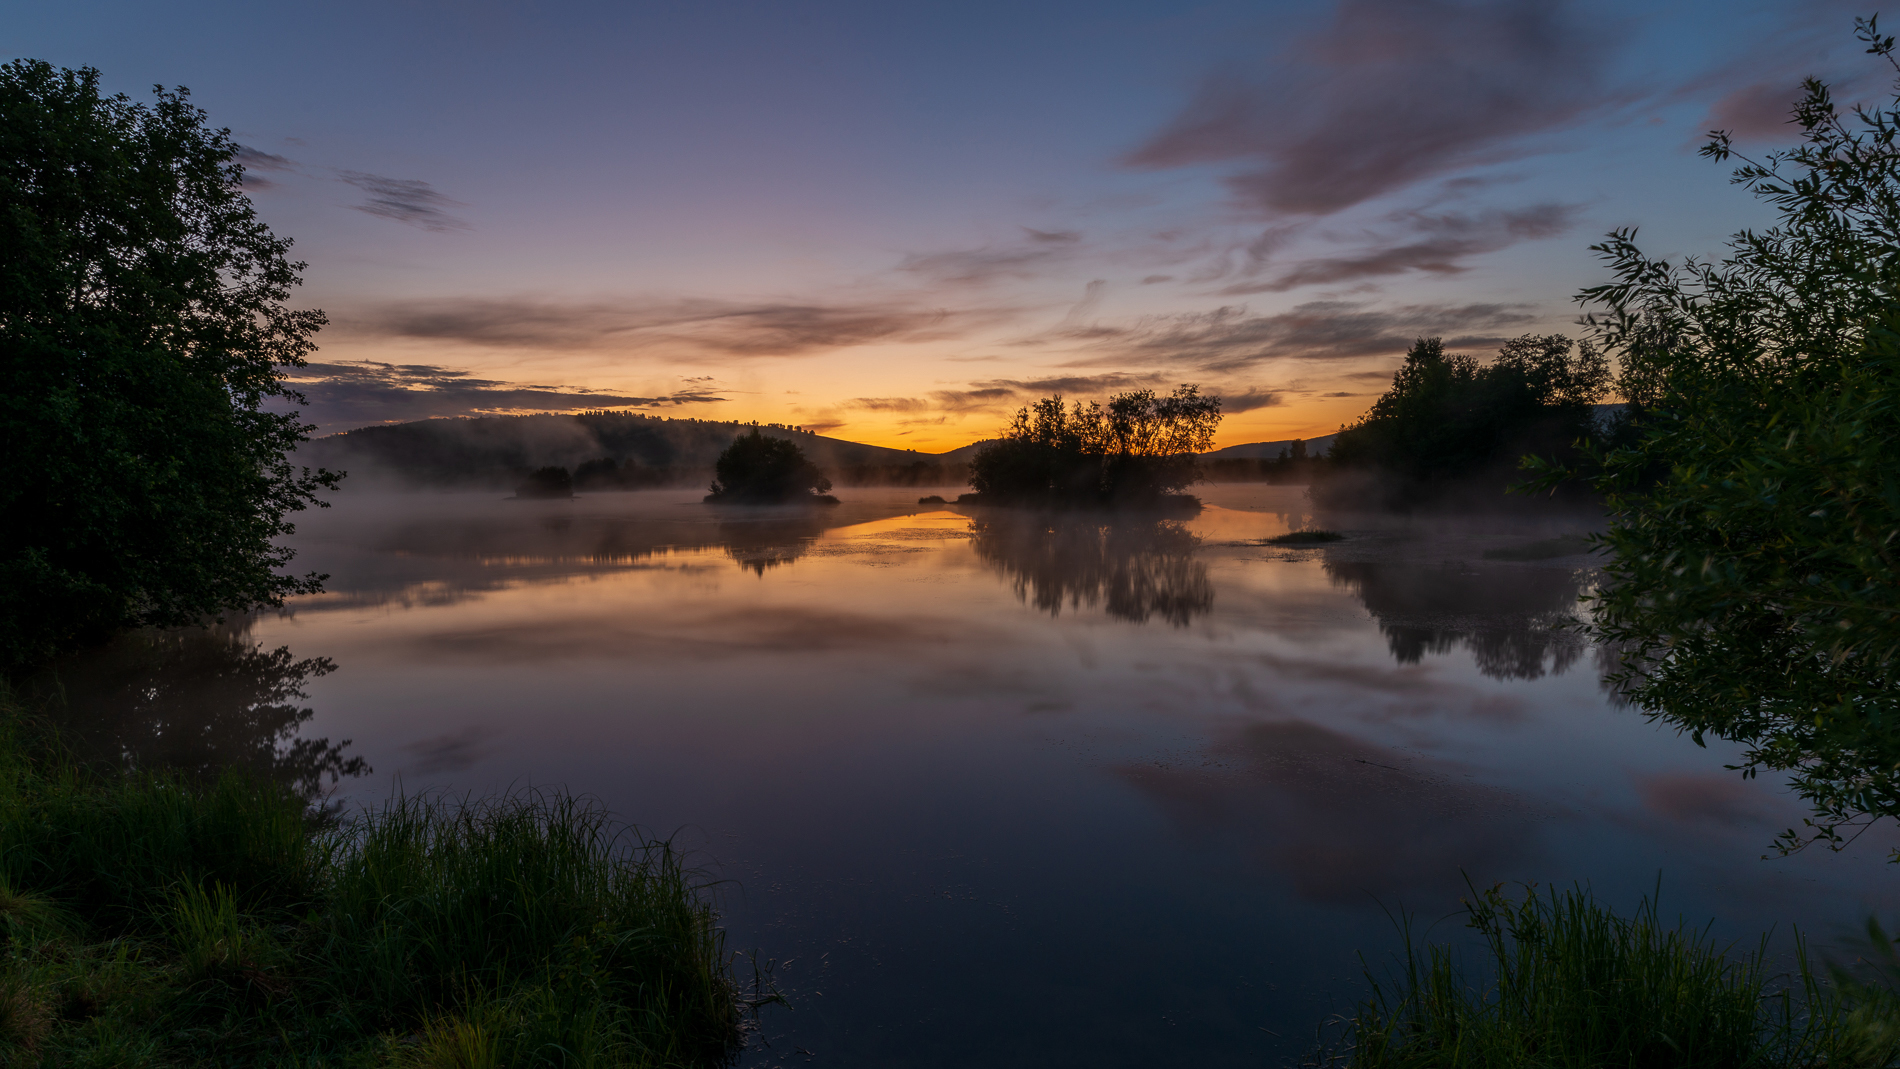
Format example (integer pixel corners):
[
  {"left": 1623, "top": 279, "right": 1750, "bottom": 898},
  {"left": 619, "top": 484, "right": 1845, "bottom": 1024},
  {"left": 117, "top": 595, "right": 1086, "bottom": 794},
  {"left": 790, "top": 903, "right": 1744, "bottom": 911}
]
[{"left": 41, "top": 484, "right": 1900, "bottom": 1066}]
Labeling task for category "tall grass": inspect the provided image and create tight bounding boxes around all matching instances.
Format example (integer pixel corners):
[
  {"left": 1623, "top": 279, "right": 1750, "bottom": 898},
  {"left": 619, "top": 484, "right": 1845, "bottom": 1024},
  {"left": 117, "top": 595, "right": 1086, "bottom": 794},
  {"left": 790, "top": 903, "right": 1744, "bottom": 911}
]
[
  {"left": 0, "top": 693, "right": 750, "bottom": 1067},
  {"left": 1324, "top": 881, "right": 1900, "bottom": 1068}
]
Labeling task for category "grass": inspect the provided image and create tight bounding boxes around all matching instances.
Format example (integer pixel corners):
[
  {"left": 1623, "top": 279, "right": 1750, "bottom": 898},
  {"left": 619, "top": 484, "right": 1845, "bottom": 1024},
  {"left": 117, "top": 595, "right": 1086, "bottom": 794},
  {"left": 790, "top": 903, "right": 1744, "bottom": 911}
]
[
  {"left": 1267, "top": 529, "right": 1346, "bottom": 545},
  {"left": 0, "top": 696, "right": 753, "bottom": 1068},
  {"left": 1479, "top": 534, "right": 1597, "bottom": 561},
  {"left": 1318, "top": 881, "right": 1900, "bottom": 1068}
]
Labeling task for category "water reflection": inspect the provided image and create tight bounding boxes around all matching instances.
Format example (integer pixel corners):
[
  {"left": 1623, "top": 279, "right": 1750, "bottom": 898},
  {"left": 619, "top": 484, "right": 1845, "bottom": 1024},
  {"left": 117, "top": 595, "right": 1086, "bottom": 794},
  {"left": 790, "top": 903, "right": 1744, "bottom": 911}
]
[
  {"left": 1118, "top": 720, "right": 1543, "bottom": 902},
  {"left": 716, "top": 511, "right": 828, "bottom": 575},
  {"left": 969, "top": 514, "right": 1213, "bottom": 626},
  {"left": 1323, "top": 560, "right": 1589, "bottom": 680},
  {"left": 28, "top": 623, "right": 368, "bottom": 801}
]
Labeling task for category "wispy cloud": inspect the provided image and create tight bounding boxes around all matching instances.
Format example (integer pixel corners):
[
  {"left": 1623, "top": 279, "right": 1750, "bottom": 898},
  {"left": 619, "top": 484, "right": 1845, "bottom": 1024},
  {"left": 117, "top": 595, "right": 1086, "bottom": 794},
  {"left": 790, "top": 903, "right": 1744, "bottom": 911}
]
[
  {"left": 898, "top": 227, "right": 1085, "bottom": 285},
  {"left": 278, "top": 361, "right": 726, "bottom": 432},
  {"left": 233, "top": 145, "right": 298, "bottom": 190},
  {"left": 1069, "top": 300, "right": 1540, "bottom": 372},
  {"left": 349, "top": 296, "right": 992, "bottom": 358},
  {"left": 1125, "top": 0, "right": 1623, "bottom": 217},
  {"left": 337, "top": 171, "right": 470, "bottom": 231},
  {"left": 1222, "top": 388, "right": 1282, "bottom": 413},
  {"left": 1226, "top": 203, "right": 1582, "bottom": 294}
]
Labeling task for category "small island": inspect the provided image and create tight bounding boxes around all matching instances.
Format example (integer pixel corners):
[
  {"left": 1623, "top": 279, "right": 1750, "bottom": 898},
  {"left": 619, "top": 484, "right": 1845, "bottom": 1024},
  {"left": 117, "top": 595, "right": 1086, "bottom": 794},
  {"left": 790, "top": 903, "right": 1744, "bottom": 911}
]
[
  {"left": 704, "top": 427, "right": 840, "bottom": 504},
  {"left": 958, "top": 385, "right": 1220, "bottom": 509}
]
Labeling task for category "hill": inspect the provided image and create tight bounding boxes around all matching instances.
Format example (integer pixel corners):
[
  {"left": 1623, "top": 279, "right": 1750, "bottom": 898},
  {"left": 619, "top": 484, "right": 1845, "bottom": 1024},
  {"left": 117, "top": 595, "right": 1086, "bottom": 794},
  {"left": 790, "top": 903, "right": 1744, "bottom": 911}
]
[
  {"left": 1201, "top": 434, "right": 1338, "bottom": 460},
  {"left": 297, "top": 412, "right": 949, "bottom": 489}
]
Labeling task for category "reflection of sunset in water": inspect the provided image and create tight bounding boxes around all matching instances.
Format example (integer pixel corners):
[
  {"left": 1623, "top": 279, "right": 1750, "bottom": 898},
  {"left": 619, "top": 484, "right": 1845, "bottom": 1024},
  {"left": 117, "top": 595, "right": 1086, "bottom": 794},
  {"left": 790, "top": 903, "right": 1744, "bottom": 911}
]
[{"left": 53, "top": 483, "right": 1895, "bottom": 1067}]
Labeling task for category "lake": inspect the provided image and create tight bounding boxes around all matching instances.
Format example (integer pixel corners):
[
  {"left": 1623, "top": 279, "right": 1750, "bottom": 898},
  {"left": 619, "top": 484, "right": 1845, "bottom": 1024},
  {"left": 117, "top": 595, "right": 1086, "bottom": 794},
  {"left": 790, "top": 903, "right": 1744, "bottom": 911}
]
[{"left": 38, "top": 484, "right": 1900, "bottom": 1066}]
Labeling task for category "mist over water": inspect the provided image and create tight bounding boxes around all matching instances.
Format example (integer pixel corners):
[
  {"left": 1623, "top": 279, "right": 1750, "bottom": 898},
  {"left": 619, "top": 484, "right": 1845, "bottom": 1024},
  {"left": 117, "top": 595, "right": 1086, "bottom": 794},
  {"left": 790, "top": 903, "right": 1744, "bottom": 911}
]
[{"left": 36, "top": 484, "right": 1900, "bottom": 1066}]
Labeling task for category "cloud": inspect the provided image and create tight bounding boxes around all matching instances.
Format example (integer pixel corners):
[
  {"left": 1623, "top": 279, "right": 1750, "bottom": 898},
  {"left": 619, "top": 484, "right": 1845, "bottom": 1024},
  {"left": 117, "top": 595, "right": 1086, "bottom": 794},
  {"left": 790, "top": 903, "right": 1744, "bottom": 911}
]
[
  {"left": 1701, "top": 79, "right": 1811, "bottom": 142},
  {"left": 1072, "top": 300, "right": 1540, "bottom": 372},
  {"left": 898, "top": 227, "right": 1085, "bottom": 285},
  {"left": 233, "top": 145, "right": 297, "bottom": 190},
  {"left": 1117, "top": 719, "right": 1544, "bottom": 902},
  {"left": 277, "top": 360, "right": 726, "bottom": 432},
  {"left": 349, "top": 296, "right": 984, "bottom": 358},
  {"left": 847, "top": 397, "right": 932, "bottom": 413},
  {"left": 1222, "top": 388, "right": 1281, "bottom": 413},
  {"left": 1125, "top": 0, "right": 1622, "bottom": 216},
  {"left": 337, "top": 171, "right": 470, "bottom": 231},
  {"left": 1226, "top": 203, "right": 1582, "bottom": 293}
]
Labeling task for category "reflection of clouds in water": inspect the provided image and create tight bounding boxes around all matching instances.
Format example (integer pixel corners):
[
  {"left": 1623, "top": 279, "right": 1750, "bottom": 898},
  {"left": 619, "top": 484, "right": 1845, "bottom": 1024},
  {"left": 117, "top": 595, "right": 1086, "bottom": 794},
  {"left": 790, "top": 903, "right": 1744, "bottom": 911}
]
[
  {"left": 408, "top": 604, "right": 983, "bottom": 663},
  {"left": 1118, "top": 720, "right": 1543, "bottom": 903},
  {"left": 401, "top": 725, "right": 502, "bottom": 777},
  {"left": 1323, "top": 560, "right": 1589, "bottom": 680},
  {"left": 969, "top": 514, "right": 1213, "bottom": 626},
  {"left": 27, "top": 623, "right": 368, "bottom": 802},
  {"left": 1637, "top": 772, "right": 1780, "bottom": 831}
]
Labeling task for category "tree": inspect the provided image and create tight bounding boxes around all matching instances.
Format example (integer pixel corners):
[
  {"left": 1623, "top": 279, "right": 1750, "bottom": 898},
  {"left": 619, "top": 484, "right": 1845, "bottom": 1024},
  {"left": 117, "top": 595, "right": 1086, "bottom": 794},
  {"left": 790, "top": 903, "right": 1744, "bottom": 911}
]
[
  {"left": 705, "top": 428, "right": 833, "bottom": 502},
  {"left": 0, "top": 61, "right": 337, "bottom": 672},
  {"left": 969, "top": 385, "right": 1221, "bottom": 504},
  {"left": 1318, "top": 334, "right": 1608, "bottom": 507},
  {"left": 1552, "top": 16, "right": 1900, "bottom": 856}
]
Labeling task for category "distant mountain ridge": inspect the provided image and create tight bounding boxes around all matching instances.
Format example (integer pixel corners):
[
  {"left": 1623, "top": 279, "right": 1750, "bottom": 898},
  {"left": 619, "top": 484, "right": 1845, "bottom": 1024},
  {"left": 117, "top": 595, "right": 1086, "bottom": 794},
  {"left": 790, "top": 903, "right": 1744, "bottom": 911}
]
[
  {"left": 299, "top": 412, "right": 1365, "bottom": 489},
  {"left": 298, "top": 412, "right": 944, "bottom": 488},
  {"left": 1201, "top": 434, "right": 1338, "bottom": 460}
]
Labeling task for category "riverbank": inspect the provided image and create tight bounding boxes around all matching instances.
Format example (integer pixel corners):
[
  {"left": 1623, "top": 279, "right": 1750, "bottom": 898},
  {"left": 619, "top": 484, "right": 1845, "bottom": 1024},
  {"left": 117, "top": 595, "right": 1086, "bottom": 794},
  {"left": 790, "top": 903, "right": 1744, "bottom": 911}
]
[
  {"left": 1315, "top": 882, "right": 1899, "bottom": 1068},
  {"left": 0, "top": 690, "right": 749, "bottom": 1067}
]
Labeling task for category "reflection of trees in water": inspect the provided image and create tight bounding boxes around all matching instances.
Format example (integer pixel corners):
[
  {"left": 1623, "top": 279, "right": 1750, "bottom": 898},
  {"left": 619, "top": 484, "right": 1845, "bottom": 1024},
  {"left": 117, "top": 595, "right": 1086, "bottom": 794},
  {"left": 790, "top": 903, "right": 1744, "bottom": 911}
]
[
  {"left": 970, "top": 515, "right": 1213, "bottom": 626},
  {"left": 717, "top": 512, "right": 828, "bottom": 576},
  {"left": 27, "top": 623, "right": 368, "bottom": 802},
  {"left": 1323, "top": 561, "right": 1589, "bottom": 680}
]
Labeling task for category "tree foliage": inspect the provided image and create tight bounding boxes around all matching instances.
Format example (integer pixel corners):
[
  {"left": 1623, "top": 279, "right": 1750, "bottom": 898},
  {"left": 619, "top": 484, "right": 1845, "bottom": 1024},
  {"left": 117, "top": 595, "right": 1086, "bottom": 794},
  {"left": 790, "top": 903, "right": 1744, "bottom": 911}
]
[
  {"left": 969, "top": 385, "right": 1221, "bottom": 504},
  {"left": 0, "top": 61, "right": 336, "bottom": 672},
  {"left": 1319, "top": 334, "right": 1609, "bottom": 507},
  {"left": 1557, "top": 16, "right": 1900, "bottom": 856},
  {"left": 705, "top": 427, "right": 833, "bottom": 502}
]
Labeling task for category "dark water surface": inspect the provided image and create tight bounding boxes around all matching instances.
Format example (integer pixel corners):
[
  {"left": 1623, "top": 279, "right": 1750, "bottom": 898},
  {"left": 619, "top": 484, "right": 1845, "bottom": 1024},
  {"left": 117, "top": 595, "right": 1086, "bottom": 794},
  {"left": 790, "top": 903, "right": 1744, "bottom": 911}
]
[{"left": 39, "top": 485, "right": 1900, "bottom": 1066}]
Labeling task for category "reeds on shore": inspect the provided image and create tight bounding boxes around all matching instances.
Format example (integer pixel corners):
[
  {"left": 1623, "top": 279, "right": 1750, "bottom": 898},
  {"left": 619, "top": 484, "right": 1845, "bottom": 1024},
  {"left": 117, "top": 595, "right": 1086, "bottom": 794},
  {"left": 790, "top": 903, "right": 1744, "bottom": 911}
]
[
  {"left": 1318, "top": 881, "right": 1900, "bottom": 1069},
  {"left": 0, "top": 698, "right": 750, "bottom": 1067}
]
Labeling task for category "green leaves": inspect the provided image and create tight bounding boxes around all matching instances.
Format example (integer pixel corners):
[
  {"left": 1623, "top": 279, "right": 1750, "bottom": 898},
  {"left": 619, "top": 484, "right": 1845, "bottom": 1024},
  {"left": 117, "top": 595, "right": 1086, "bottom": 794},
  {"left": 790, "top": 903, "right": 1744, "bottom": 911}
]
[
  {"left": 1575, "top": 21, "right": 1900, "bottom": 858},
  {"left": 0, "top": 60, "right": 338, "bottom": 671}
]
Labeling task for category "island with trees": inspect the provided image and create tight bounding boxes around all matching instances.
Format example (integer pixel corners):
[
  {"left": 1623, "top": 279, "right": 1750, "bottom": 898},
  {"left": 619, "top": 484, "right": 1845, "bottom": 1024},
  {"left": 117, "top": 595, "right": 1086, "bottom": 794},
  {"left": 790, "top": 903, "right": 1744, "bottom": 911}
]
[
  {"left": 962, "top": 384, "right": 1221, "bottom": 508},
  {"left": 703, "top": 426, "right": 840, "bottom": 504}
]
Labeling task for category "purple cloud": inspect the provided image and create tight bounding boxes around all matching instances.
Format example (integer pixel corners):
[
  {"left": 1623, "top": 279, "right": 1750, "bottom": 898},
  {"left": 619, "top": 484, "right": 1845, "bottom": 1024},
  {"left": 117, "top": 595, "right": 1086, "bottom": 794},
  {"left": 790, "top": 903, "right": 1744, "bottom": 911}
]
[{"left": 1125, "top": 0, "right": 1621, "bottom": 216}]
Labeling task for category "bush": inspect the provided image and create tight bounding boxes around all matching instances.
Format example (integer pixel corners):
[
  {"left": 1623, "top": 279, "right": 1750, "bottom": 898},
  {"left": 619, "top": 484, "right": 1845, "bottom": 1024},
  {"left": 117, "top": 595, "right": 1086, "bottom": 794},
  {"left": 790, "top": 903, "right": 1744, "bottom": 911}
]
[
  {"left": 1546, "top": 17, "right": 1900, "bottom": 857},
  {"left": 705, "top": 429, "right": 833, "bottom": 502},
  {"left": 1316, "top": 334, "right": 1609, "bottom": 509},
  {"left": 0, "top": 61, "right": 338, "bottom": 673},
  {"left": 968, "top": 386, "right": 1220, "bottom": 505}
]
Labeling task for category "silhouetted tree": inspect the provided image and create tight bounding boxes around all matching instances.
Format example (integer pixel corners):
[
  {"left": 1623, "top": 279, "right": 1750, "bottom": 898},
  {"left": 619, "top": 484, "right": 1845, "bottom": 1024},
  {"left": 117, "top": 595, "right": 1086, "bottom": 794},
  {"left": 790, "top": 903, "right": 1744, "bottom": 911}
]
[
  {"left": 969, "top": 385, "right": 1221, "bottom": 505},
  {"left": 1540, "top": 17, "right": 1900, "bottom": 856},
  {"left": 1316, "top": 334, "right": 1609, "bottom": 507},
  {"left": 0, "top": 61, "right": 338, "bottom": 672},
  {"left": 705, "top": 429, "right": 834, "bottom": 503}
]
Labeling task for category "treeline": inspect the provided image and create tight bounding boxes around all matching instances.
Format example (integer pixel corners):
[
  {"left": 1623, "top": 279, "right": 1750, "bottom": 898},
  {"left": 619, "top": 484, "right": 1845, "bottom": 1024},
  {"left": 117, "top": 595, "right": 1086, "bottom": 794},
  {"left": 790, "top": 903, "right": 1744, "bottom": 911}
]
[
  {"left": 1311, "top": 333, "right": 1614, "bottom": 509},
  {"left": 298, "top": 411, "right": 940, "bottom": 490}
]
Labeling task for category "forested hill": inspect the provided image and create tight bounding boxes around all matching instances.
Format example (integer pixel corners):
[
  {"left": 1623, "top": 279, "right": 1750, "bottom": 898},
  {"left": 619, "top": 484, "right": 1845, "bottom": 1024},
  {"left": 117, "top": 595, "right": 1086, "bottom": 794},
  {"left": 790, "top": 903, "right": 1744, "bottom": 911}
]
[{"left": 297, "top": 411, "right": 942, "bottom": 488}]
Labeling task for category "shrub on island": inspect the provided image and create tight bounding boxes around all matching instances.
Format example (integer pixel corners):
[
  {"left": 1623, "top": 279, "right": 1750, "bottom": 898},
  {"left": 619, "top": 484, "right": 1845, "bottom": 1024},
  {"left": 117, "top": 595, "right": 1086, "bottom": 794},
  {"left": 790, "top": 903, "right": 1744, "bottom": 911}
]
[
  {"left": 705, "top": 428, "right": 838, "bottom": 504},
  {"left": 964, "top": 385, "right": 1220, "bottom": 508}
]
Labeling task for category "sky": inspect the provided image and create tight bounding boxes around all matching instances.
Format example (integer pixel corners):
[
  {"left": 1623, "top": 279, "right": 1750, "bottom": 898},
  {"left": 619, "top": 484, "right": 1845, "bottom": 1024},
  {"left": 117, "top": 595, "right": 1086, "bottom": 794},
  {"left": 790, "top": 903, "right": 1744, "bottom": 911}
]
[{"left": 9, "top": 0, "right": 1883, "bottom": 449}]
